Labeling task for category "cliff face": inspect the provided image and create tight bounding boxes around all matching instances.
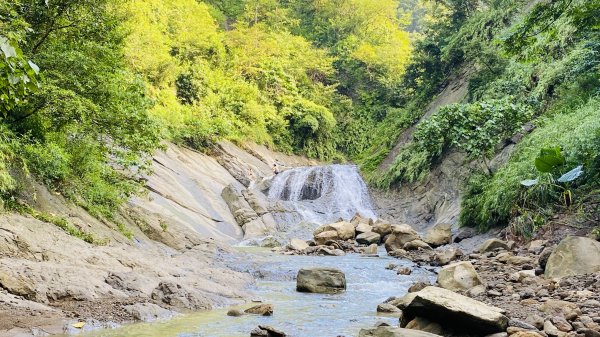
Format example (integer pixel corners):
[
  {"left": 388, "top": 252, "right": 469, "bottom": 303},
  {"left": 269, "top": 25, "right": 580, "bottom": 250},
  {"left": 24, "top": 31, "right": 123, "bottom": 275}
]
[{"left": 0, "top": 141, "right": 314, "bottom": 336}]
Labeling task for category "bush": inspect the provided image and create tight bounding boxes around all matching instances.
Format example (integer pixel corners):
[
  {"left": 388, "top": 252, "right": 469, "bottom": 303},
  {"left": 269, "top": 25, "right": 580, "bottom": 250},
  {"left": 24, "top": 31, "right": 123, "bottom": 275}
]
[{"left": 460, "top": 97, "right": 600, "bottom": 229}]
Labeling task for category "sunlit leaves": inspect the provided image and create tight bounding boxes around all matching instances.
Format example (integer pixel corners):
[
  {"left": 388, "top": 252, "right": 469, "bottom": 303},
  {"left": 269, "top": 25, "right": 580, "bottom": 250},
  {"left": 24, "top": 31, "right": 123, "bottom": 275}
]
[{"left": 0, "top": 36, "right": 40, "bottom": 117}]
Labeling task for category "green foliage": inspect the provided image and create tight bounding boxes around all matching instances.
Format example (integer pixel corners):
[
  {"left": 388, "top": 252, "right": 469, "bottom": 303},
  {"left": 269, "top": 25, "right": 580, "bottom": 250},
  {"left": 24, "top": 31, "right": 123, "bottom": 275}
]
[
  {"left": 460, "top": 97, "right": 600, "bottom": 229},
  {"left": 0, "top": 36, "right": 40, "bottom": 116}
]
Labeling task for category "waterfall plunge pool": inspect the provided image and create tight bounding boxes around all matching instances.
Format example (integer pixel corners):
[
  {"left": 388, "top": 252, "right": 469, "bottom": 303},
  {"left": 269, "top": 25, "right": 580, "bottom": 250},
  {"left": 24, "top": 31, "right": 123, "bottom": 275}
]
[{"left": 74, "top": 247, "right": 435, "bottom": 337}]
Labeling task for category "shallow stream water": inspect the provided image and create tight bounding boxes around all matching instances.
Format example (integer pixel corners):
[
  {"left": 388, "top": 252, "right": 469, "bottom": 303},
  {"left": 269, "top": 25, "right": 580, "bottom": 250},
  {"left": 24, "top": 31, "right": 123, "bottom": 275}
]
[{"left": 76, "top": 247, "right": 435, "bottom": 337}]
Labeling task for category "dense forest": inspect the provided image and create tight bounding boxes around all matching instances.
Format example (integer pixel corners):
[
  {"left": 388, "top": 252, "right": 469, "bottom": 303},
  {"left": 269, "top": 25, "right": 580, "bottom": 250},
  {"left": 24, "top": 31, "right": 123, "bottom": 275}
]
[{"left": 0, "top": 0, "right": 598, "bottom": 236}]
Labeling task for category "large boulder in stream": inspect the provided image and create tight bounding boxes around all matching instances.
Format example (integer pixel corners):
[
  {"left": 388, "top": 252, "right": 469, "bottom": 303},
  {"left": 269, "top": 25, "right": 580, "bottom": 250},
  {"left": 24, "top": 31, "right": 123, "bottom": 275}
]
[
  {"left": 544, "top": 236, "right": 600, "bottom": 279},
  {"left": 359, "top": 326, "right": 442, "bottom": 337},
  {"left": 296, "top": 267, "right": 346, "bottom": 293},
  {"left": 384, "top": 224, "right": 419, "bottom": 252},
  {"left": 401, "top": 286, "right": 508, "bottom": 335}
]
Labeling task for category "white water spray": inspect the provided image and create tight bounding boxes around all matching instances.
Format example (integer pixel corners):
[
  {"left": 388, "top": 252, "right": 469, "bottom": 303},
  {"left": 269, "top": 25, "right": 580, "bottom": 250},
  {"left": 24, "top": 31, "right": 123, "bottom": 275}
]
[{"left": 267, "top": 165, "right": 377, "bottom": 227}]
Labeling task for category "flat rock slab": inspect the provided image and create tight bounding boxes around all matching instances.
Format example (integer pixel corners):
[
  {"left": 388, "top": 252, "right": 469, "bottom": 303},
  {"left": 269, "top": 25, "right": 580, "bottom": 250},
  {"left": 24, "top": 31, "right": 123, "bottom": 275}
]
[
  {"left": 359, "top": 326, "right": 442, "bottom": 337},
  {"left": 296, "top": 267, "right": 346, "bottom": 293},
  {"left": 401, "top": 286, "right": 508, "bottom": 335}
]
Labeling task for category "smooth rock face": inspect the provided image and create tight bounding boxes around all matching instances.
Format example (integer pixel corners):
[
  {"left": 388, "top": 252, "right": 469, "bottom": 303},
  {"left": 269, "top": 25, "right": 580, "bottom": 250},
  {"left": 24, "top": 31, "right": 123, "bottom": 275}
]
[
  {"left": 358, "top": 326, "right": 442, "bottom": 337},
  {"left": 544, "top": 236, "right": 600, "bottom": 279},
  {"left": 401, "top": 286, "right": 508, "bottom": 335},
  {"left": 296, "top": 268, "right": 346, "bottom": 293},
  {"left": 479, "top": 239, "right": 510, "bottom": 253},
  {"left": 423, "top": 223, "right": 452, "bottom": 247},
  {"left": 356, "top": 232, "right": 381, "bottom": 245},
  {"left": 437, "top": 261, "right": 483, "bottom": 291},
  {"left": 372, "top": 222, "right": 392, "bottom": 237}
]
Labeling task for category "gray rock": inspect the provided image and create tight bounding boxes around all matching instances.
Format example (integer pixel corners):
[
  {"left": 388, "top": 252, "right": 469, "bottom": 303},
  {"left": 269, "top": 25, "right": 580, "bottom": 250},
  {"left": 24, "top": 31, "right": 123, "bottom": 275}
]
[
  {"left": 356, "top": 232, "right": 381, "bottom": 245},
  {"left": 404, "top": 239, "right": 432, "bottom": 250},
  {"left": 433, "top": 247, "right": 463, "bottom": 266},
  {"left": 423, "top": 223, "right": 452, "bottom": 247},
  {"left": 401, "top": 286, "right": 508, "bottom": 335},
  {"left": 244, "top": 304, "right": 273, "bottom": 316},
  {"left": 288, "top": 239, "right": 309, "bottom": 251},
  {"left": 478, "top": 239, "right": 509, "bottom": 253},
  {"left": 296, "top": 268, "right": 346, "bottom": 293},
  {"left": 377, "top": 303, "right": 401, "bottom": 313},
  {"left": 384, "top": 224, "right": 420, "bottom": 252},
  {"left": 250, "top": 325, "right": 286, "bottom": 337},
  {"left": 437, "top": 261, "right": 483, "bottom": 291},
  {"left": 545, "top": 236, "right": 600, "bottom": 279},
  {"left": 359, "top": 326, "right": 442, "bottom": 337}
]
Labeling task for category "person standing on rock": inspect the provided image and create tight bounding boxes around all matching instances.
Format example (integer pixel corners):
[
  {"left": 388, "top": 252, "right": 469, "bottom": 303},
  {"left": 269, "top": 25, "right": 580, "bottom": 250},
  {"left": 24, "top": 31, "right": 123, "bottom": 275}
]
[{"left": 272, "top": 163, "right": 280, "bottom": 175}]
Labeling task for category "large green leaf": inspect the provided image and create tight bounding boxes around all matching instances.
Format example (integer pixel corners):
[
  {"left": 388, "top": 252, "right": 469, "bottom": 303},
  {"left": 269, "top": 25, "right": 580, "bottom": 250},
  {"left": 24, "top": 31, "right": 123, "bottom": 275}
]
[{"left": 534, "top": 147, "right": 565, "bottom": 173}]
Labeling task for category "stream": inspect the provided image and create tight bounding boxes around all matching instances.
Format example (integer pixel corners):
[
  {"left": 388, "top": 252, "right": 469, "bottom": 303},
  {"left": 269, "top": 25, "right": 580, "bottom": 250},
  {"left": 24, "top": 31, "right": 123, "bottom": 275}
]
[
  {"left": 76, "top": 247, "right": 435, "bottom": 337},
  {"left": 73, "top": 165, "right": 433, "bottom": 336}
]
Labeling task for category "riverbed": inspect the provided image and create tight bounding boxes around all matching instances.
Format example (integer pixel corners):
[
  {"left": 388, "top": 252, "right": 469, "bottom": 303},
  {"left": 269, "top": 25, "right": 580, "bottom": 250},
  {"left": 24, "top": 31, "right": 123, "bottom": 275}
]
[{"left": 72, "top": 247, "right": 435, "bottom": 337}]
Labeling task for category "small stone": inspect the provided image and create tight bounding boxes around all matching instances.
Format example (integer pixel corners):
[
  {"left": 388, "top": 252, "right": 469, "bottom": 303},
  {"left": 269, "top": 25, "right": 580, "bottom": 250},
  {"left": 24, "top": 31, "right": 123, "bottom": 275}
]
[
  {"left": 510, "top": 319, "right": 538, "bottom": 330},
  {"left": 396, "top": 267, "right": 412, "bottom": 275},
  {"left": 544, "top": 320, "right": 560, "bottom": 336},
  {"left": 526, "top": 315, "right": 545, "bottom": 330},
  {"left": 377, "top": 303, "right": 401, "bottom": 313},
  {"left": 552, "top": 316, "right": 573, "bottom": 332},
  {"left": 407, "top": 282, "right": 429, "bottom": 293}
]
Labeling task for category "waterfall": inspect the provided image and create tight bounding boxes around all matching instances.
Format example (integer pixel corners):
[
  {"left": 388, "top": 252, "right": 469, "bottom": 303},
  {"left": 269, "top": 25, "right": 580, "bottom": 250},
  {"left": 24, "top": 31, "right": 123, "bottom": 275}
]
[{"left": 267, "top": 165, "right": 377, "bottom": 229}]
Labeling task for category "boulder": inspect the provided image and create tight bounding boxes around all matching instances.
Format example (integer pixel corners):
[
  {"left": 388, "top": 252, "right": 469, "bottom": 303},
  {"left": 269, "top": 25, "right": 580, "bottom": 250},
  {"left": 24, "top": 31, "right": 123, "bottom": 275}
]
[
  {"left": 478, "top": 239, "right": 510, "bottom": 253},
  {"left": 433, "top": 247, "right": 463, "bottom": 266},
  {"left": 453, "top": 227, "right": 477, "bottom": 243},
  {"left": 358, "top": 326, "right": 442, "bottom": 337},
  {"left": 423, "top": 223, "right": 452, "bottom": 247},
  {"left": 314, "top": 230, "right": 339, "bottom": 245},
  {"left": 437, "top": 261, "right": 483, "bottom": 291},
  {"left": 356, "top": 223, "right": 372, "bottom": 234},
  {"left": 288, "top": 239, "right": 309, "bottom": 251},
  {"left": 361, "top": 244, "right": 378, "bottom": 255},
  {"left": 384, "top": 224, "right": 419, "bottom": 252},
  {"left": 296, "top": 268, "right": 346, "bottom": 293},
  {"left": 404, "top": 240, "right": 432, "bottom": 251},
  {"left": 544, "top": 236, "right": 600, "bottom": 279},
  {"left": 314, "top": 221, "right": 355, "bottom": 240},
  {"left": 372, "top": 222, "right": 392, "bottom": 237},
  {"left": 244, "top": 304, "right": 273, "bottom": 316},
  {"left": 388, "top": 292, "right": 417, "bottom": 309},
  {"left": 356, "top": 232, "right": 381, "bottom": 245},
  {"left": 401, "top": 286, "right": 508, "bottom": 335},
  {"left": 250, "top": 325, "right": 286, "bottom": 337}
]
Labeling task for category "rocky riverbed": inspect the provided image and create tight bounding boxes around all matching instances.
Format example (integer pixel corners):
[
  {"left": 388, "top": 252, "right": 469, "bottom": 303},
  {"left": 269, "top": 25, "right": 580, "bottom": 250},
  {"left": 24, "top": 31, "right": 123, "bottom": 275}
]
[{"left": 269, "top": 215, "right": 600, "bottom": 337}]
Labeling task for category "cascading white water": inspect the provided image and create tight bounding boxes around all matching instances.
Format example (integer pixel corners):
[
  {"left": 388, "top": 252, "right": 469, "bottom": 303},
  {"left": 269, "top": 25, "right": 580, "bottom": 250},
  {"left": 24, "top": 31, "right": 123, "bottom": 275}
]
[{"left": 267, "top": 165, "right": 377, "bottom": 228}]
